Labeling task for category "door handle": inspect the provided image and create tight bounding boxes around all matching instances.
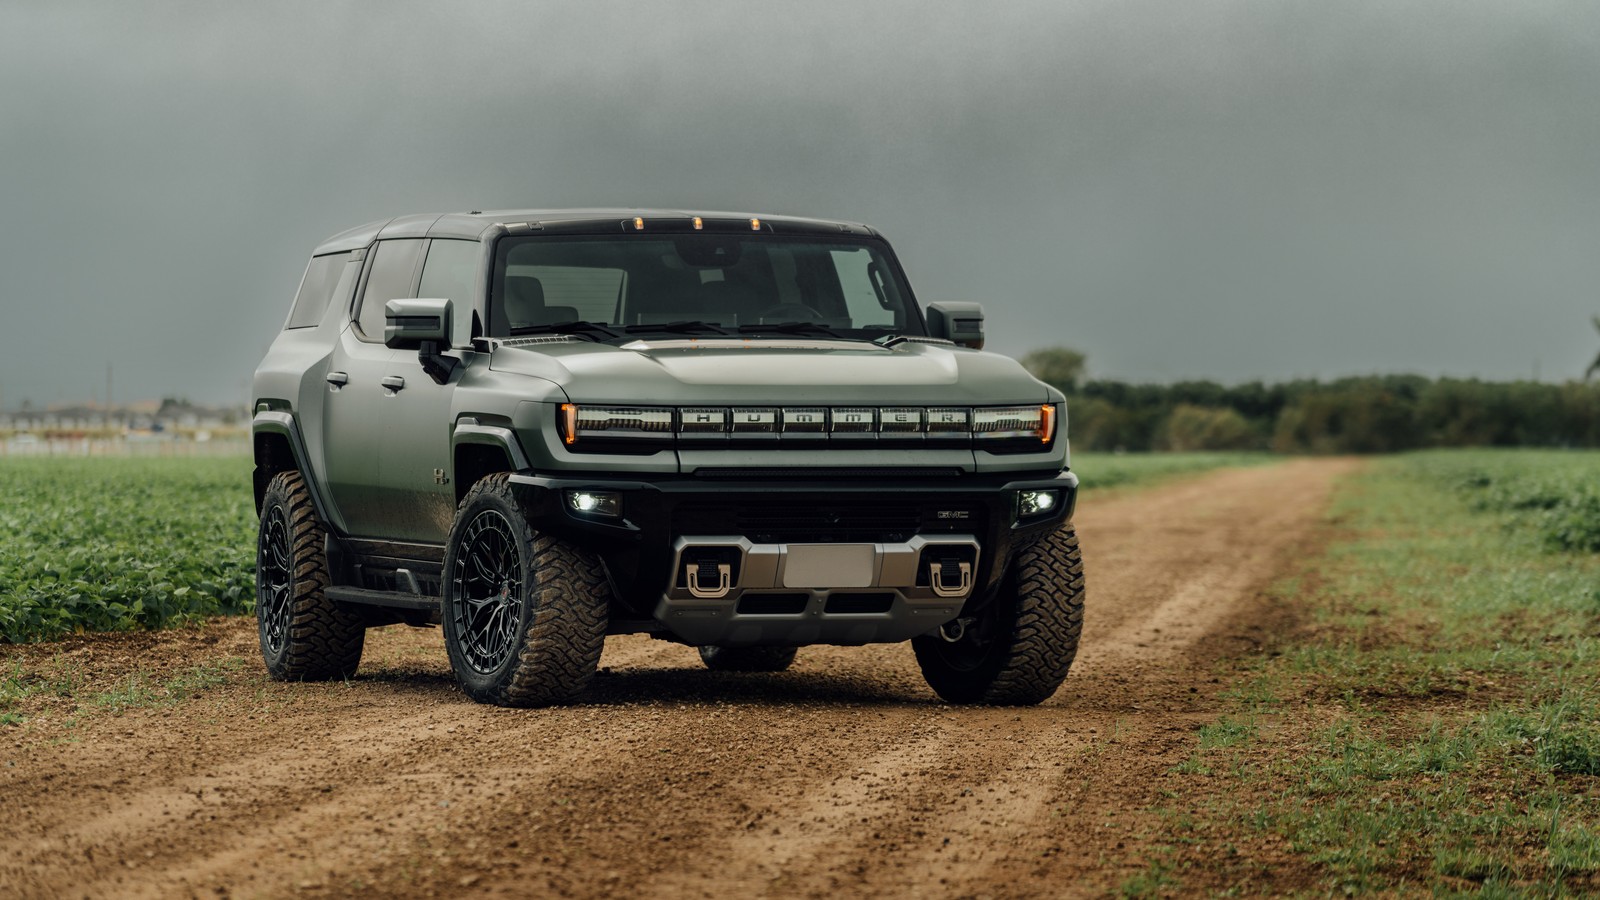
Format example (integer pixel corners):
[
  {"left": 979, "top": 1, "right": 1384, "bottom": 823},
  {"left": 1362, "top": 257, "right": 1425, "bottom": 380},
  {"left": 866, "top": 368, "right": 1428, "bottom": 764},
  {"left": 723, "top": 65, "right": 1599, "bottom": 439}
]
[
  {"left": 380, "top": 375, "right": 406, "bottom": 393},
  {"left": 325, "top": 371, "right": 349, "bottom": 387}
]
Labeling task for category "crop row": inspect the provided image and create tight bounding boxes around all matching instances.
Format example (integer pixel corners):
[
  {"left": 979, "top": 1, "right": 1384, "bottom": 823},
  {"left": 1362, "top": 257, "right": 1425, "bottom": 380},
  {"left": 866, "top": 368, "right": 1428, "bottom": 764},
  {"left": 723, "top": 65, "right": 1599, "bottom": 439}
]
[
  {"left": 0, "top": 458, "right": 257, "bottom": 642},
  {"left": 1433, "top": 450, "right": 1600, "bottom": 553}
]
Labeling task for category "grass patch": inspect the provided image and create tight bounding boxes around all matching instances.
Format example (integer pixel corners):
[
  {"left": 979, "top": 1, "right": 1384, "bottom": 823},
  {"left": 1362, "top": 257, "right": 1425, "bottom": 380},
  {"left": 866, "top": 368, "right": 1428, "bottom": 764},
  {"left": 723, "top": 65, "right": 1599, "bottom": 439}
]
[
  {"left": 70, "top": 658, "right": 241, "bottom": 714},
  {"left": 1, "top": 652, "right": 243, "bottom": 720},
  {"left": 1150, "top": 449, "right": 1600, "bottom": 895}
]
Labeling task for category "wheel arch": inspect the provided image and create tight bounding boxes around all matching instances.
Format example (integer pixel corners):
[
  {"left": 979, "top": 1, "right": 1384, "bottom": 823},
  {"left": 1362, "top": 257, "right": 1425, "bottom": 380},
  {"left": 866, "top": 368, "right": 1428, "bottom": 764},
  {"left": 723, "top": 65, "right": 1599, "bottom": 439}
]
[
  {"left": 251, "top": 410, "right": 338, "bottom": 530},
  {"left": 452, "top": 421, "right": 530, "bottom": 504}
]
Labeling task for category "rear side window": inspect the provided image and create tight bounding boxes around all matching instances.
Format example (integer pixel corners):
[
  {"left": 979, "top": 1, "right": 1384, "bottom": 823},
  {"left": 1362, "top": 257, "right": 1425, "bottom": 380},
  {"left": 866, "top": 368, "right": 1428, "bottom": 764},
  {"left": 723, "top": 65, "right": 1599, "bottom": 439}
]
[
  {"left": 285, "top": 252, "right": 350, "bottom": 329},
  {"left": 355, "top": 239, "right": 425, "bottom": 342},
  {"left": 417, "top": 239, "right": 481, "bottom": 345}
]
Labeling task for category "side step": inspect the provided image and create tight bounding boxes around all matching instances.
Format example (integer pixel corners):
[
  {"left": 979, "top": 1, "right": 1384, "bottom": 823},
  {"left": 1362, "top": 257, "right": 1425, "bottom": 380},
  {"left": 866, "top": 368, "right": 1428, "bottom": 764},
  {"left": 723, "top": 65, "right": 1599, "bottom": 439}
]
[{"left": 325, "top": 586, "right": 439, "bottom": 612}]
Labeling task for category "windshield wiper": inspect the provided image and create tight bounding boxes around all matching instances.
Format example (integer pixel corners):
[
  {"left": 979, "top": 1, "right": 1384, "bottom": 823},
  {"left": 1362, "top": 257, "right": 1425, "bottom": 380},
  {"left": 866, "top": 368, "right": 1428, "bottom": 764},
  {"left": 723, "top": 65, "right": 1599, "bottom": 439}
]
[
  {"left": 737, "top": 321, "right": 846, "bottom": 338},
  {"left": 623, "top": 320, "right": 730, "bottom": 336},
  {"left": 507, "top": 321, "right": 620, "bottom": 341}
]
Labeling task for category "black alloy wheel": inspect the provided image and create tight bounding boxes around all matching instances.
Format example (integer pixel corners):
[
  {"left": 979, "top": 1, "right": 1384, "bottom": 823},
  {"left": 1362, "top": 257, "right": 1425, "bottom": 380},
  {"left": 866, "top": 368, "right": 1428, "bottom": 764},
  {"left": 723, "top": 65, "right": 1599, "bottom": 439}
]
[
  {"left": 256, "top": 503, "right": 293, "bottom": 658},
  {"left": 449, "top": 510, "right": 525, "bottom": 675}
]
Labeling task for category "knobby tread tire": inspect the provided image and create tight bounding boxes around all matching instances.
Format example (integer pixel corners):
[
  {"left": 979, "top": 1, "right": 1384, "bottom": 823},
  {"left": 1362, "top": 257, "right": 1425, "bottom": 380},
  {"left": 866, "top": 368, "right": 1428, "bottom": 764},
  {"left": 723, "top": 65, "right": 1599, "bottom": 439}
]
[
  {"left": 913, "top": 524, "right": 1085, "bottom": 706},
  {"left": 698, "top": 645, "right": 798, "bottom": 673},
  {"left": 258, "top": 471, "right": 365, "bottom": 681},
  {"left": 444, "top": 474, "right": 611, "bottom": 708}
]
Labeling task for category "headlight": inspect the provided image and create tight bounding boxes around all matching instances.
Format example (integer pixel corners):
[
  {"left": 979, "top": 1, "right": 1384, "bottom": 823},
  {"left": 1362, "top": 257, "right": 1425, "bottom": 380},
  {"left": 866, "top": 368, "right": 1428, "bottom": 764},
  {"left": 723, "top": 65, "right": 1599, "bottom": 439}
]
[
  {"left": 973, "top": 404, "right": 1057, "bottom": 445},
  {"left": 558, "top": 404, "right": 673, "bottom": 445}
]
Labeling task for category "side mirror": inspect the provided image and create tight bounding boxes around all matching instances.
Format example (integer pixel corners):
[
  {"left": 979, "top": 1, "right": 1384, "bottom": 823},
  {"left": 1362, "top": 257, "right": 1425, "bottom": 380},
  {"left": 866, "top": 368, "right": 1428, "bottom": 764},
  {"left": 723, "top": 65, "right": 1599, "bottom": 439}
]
[
  {"left": 384, "top": 298, "right": 452, "bottom": 349},
  {"left": 925, "top": 302, "right": 986, "bottom": 350},
  {"left": 385, "top": 298, "right": 459, "bottom": 385}
]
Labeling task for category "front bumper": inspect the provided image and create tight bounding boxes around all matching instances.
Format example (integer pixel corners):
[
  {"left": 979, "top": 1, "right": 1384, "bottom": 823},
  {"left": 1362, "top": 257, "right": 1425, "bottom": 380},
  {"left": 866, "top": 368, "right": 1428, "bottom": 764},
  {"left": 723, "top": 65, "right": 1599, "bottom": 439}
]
[{"left": 505, "top": 468, "right": 1078, "bottom": 645}]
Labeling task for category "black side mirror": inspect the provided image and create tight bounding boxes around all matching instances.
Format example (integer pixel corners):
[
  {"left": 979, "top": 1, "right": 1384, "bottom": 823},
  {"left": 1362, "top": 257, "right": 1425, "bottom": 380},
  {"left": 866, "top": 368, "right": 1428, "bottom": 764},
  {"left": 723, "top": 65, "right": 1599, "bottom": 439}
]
[
  {"left": 925, "top": 302, "right": 986, "bottom": 350},
  {"left": 384, "top": 298, "right": 452, "bottom": 349},
  {"left": 385, "top": 298, "right": 459, "bottom": 384}
]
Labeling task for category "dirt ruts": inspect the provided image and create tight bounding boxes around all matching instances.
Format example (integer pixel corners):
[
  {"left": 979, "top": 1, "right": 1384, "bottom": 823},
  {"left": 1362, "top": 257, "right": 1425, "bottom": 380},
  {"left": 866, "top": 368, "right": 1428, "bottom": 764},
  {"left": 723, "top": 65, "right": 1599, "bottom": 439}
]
[{"left": 0, "top": 459, "right": 1355, "bottom": 899}]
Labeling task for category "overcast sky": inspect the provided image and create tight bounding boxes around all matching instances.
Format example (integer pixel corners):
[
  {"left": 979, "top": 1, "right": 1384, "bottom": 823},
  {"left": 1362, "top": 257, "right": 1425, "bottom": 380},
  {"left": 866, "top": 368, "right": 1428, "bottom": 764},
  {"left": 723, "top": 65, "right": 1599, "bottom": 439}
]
[{"left": 2, "top": 1, "right": 1597, "bottom": 408}]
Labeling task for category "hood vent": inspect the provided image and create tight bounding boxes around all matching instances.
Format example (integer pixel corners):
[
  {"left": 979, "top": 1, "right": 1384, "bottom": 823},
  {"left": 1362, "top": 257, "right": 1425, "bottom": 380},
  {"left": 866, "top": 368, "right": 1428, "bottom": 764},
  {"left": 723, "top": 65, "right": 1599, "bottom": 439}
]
[{"left": 494, "top": 335, "right": 579, "bottom": 347}]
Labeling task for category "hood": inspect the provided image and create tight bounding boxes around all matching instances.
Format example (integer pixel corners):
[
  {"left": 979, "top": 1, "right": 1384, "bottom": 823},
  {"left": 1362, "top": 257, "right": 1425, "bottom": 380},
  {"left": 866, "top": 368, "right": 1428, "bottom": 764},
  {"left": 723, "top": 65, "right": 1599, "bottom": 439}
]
[{"left": 488, "top": 337, "right": 1051, "bottom": 406}]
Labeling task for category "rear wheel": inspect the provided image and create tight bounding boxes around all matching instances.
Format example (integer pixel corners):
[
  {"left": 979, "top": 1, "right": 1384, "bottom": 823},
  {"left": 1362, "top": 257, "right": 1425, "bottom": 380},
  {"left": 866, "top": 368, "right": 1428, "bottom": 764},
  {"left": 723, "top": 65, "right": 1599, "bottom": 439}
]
[
  {"left": 912, "top": 524, "right": 1084, "bottom": 705},
  {"left": 698, "top": 645, "right": 798, "bottom": 672},
  {"left": 442, "top": 474, "right": 611, "bottom": 707},
  {"left": 255, "top": 471, "right": 365, "bottom": 680}
]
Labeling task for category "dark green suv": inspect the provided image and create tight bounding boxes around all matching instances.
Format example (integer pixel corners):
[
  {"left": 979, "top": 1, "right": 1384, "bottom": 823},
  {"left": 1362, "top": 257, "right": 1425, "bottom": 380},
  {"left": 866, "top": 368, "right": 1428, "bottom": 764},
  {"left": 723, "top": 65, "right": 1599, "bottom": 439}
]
[{"left": 252, "top": 209, "right": 1083, "bottom": 707}]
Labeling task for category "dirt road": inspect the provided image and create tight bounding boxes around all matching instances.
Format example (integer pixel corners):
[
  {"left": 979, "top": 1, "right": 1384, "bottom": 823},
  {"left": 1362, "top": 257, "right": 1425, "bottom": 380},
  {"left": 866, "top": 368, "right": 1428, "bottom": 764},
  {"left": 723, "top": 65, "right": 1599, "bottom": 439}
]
[{"left": 1, "top": 459, "right": 1354, "bottom": 899}]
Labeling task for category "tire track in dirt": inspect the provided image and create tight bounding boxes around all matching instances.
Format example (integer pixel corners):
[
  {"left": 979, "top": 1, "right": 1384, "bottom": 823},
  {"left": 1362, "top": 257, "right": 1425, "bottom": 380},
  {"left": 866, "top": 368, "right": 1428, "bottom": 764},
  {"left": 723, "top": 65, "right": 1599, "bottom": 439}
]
[{"left": 0, "top": 458, "right": 1354, "bottom": 899}]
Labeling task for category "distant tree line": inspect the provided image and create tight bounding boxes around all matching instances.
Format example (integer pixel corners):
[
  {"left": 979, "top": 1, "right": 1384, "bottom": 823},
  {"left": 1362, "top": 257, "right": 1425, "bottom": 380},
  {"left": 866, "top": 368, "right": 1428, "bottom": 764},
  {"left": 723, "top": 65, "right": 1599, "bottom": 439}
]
[{"left": 1022, "top": 348, "right": 1600, "bottom": 453}]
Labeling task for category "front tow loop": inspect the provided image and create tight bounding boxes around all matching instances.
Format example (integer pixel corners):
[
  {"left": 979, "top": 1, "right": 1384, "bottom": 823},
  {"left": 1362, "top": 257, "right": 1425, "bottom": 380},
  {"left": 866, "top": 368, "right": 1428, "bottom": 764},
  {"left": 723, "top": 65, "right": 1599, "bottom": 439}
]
[{"left": 939, "top": 616, "right": 975, "bottom": 643}]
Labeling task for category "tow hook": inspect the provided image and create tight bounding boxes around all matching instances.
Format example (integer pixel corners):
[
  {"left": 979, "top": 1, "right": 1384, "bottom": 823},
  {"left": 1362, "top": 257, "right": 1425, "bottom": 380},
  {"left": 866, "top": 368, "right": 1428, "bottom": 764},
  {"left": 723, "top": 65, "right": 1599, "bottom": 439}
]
[
  {"left": 686, "top": 561, "right": 732, "bottom": 599},
  {"left": 928, "top": 559, "right": 973, "bottom": 598},
  {"left": 940, "top": 616, "right": 975, "bottom": 643}
]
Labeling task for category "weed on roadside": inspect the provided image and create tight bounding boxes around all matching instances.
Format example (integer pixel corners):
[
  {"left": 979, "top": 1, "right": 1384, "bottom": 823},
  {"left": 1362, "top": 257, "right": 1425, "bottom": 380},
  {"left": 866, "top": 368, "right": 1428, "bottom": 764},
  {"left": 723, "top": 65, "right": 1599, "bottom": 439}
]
[
  {"left": 91, "top": 657, "right": 245, "bottom": 713},
  {"left": 1147, "top": 450, "right": 1600, "bottom": 895}
]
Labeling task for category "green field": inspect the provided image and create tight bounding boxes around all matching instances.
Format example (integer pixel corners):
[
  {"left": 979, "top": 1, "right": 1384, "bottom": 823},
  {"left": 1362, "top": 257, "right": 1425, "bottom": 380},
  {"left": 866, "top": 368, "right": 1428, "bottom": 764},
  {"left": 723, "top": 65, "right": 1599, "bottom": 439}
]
[
  {"left": 0, "top": 457, "right": 256, "bottom": 642},
  {"left": 0, "top": 452, "right": 1257, "bottom": 644},
  {"left": 1135, "top": 449, "right": 1600, "bottom": 895}
]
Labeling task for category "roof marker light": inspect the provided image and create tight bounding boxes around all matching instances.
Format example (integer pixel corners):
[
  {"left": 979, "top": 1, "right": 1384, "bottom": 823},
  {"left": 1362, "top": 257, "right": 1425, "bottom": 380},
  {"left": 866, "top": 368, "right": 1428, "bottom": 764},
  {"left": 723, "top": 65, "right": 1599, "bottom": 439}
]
[
  {"left": 633, "top": 216, "right": 644, "bottom": 230},
  {"left": 749, "top": 217, "right": 761, "bottom": 231},
  {"left": 692, "top": 216, "right": 703, "bottom": 230}
]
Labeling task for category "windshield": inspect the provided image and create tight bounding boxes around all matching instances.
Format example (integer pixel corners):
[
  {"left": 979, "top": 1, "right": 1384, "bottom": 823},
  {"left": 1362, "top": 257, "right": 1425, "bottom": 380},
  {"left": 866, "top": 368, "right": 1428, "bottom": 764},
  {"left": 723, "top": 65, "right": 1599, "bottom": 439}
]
[{"left": 489, "top": 235, "right": 923, "bottom": 340}]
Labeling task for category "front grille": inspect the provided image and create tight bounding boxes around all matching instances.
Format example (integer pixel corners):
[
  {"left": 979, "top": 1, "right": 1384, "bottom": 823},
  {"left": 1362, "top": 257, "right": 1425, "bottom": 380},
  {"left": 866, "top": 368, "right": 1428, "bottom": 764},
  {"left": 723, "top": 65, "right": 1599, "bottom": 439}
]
[
  {"left": 674, "top": 498, "right": 985, "bottom": 544},
  {"left": 693, "top": 467, "right": 964, "bottom": 480}
]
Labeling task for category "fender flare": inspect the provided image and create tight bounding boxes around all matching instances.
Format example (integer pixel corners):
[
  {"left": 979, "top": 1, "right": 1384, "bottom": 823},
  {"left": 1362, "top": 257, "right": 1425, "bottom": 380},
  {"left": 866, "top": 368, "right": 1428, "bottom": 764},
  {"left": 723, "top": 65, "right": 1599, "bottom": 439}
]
[
  {"left": 251, "top": 410, "right": 338, "bottom": 527},
  {"left": 451, "top": 419, "right": 532, "bottom": 473}
]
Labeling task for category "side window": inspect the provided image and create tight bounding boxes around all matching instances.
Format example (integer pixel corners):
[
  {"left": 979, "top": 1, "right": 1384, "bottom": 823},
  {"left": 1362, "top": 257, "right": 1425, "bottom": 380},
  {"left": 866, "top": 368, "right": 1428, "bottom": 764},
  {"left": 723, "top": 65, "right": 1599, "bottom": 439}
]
[
  {"left": 417, "top": 240, "right": 481, "bottom": 345},
  {"left": 285, "top": 252, "right": 350, "bottom": 329},
  {"left": 355, "top": 239, "right": 425, "bottom": 342}
]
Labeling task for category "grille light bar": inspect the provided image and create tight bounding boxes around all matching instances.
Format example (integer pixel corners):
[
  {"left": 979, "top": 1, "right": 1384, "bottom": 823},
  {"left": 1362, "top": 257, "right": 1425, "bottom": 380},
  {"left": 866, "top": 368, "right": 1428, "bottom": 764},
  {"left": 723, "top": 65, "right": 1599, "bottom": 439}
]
[
  {"left": 556, "top": 404, "right": 1057, "bottom": 447},
  {"left": 731, "top": 408, "right": 778, "bottom": 433},
  {"left": 926, "top": 408, "right": 970, "bottom": 433}
]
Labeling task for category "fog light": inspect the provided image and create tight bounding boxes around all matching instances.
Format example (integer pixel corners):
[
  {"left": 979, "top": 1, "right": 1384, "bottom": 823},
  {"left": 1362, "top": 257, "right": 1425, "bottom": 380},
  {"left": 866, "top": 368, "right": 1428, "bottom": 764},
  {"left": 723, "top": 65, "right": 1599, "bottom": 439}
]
[
  {"left": 566, "top": 490, "right": 621, "bottom": 518},
  {"left": 1019, "top": 489, "right": 1059, "bottom": 518}
]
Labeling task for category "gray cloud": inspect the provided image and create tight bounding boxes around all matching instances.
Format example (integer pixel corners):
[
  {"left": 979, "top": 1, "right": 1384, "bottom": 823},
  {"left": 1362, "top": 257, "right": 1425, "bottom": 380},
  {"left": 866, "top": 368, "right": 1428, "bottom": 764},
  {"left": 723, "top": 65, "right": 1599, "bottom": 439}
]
[{"left": 2, "top": 0, "right": 1597, "bottom": 407}]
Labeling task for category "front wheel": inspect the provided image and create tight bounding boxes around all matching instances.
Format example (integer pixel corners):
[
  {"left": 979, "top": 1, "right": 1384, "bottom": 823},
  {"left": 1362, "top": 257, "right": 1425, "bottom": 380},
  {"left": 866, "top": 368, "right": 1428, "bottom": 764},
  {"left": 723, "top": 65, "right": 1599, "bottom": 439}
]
[
  {"left": 912, "top": 525, "right": 1085, "bottom": 705},
  {"left": 441, "top": 474, "right": 611, "bottom": 707}
]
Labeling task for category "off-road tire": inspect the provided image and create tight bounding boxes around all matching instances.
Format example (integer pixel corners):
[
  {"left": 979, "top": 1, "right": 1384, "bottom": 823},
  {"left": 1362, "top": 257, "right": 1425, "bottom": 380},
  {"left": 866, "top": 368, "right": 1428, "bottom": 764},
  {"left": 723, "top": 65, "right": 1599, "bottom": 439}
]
[
  {"left": 912, "top": 524, "right": 1084, "bottom": 705},
  {"left": 442, "top": 474, "right": 611, "bottom": 707},
  {"left": 698, "top": 645, "right": 798, "bottom": 672},
  {"left": 255, "top": 471, "right": 365, "bottom": 680}
]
